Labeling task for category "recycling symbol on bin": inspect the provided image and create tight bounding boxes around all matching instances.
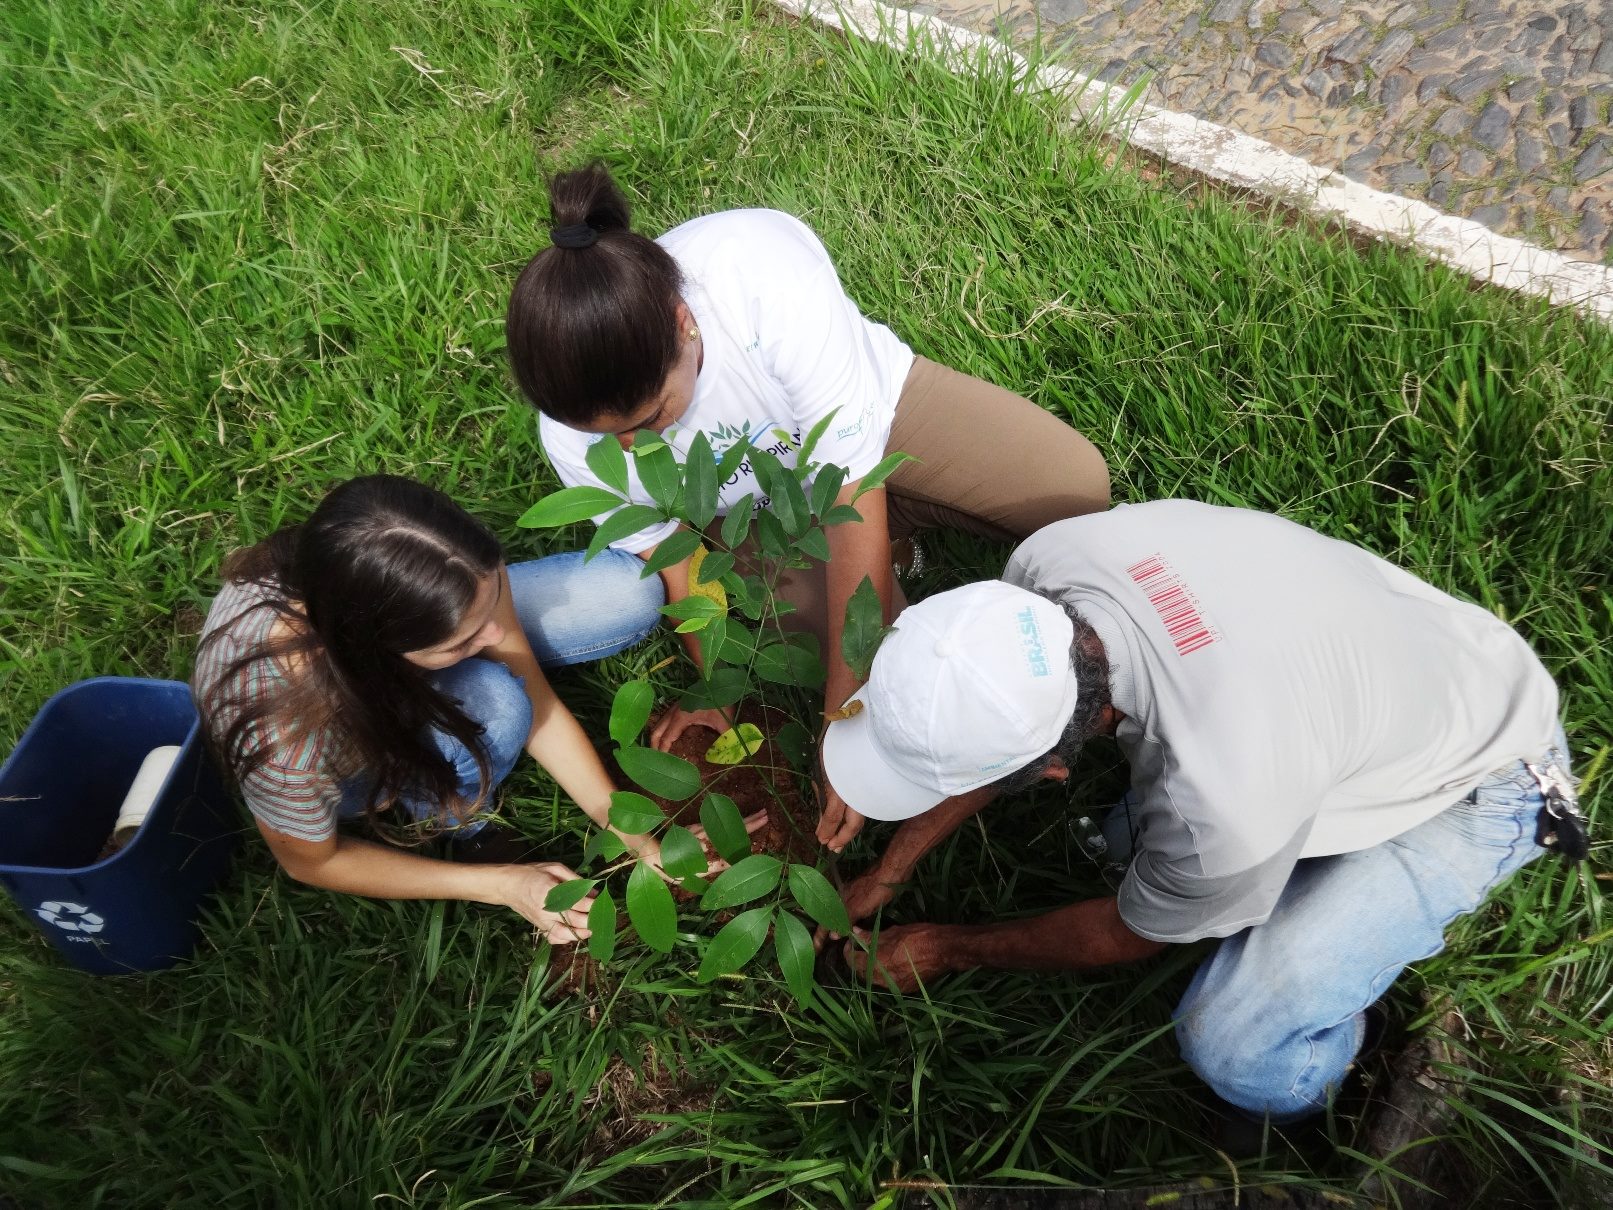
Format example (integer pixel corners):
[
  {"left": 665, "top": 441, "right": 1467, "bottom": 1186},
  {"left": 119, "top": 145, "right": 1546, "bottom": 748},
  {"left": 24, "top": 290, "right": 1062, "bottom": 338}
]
[{"left": 34, "top": 901, "right": 106, "bottom": 934}]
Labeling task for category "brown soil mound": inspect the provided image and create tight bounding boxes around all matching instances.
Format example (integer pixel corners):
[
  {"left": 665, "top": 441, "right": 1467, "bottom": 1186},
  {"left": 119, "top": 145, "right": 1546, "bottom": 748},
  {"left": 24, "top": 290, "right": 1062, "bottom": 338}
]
[{"left": 646, "top": 703, "right": 820, "bottom": 866}]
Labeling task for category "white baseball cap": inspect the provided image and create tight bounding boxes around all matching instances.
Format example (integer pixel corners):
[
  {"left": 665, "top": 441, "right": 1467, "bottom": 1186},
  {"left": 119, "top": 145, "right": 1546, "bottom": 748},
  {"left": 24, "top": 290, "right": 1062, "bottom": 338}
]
[{"left": 822, "top": 581, "right": 1078, "bottom": 821}]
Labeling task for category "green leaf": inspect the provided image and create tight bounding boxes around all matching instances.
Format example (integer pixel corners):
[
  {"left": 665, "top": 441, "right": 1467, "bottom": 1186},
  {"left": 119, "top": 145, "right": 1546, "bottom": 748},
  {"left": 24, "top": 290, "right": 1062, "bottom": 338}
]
[
  {"left": 543, "top": 878, "right": 597, "bottom": 913},
  {"left": 631, "top": 430, "right": 669, "bottom": 453},
  {"left": 695, "top": 550, "right": 734, "bottom": 584},
  {"left": 810, "top": 463, "right": 848, "bottom": 519},
  {"left": 773, "top": 910, "right": 816, "bottom": 1005},
  {"left": 607, "top": 790, "right": 666, "bottom": 834},
  {"left": 683, "top": 431, "right": 719, "bottom": 531},
  {"left": 796, "top": 408, "right": 841, "bottom": 470},
  {"left": 752, "top": 448, "right": 809, "bottom": 536},
  {"left": 730, "top": 575, "right": 768, "bottom": 621},
  {"left": 713, "top": 434, "right": 755, "bottom": 488},
  {"left": 641, "top": 528, "right": 704, "bottom": 579},
  {"left": 517, "top": 486, "right": 625, "bottom": 529},
  {"left": 793, "top": 526, "right": 830, "bottom": 563},
  {"left": 614, "top": 747, "right": 702, "bottom": 800},
  {"left": 821, "top": 504, "right": 864, "bottom": 527},
  {"left": 754, "top": 634, "right": 825, "bottom": 688},
  {"left": 748, "top": 447, "right": 787, "bottom": 503},
  {"left": 627, "top": 860, "right": 677, "bottom": 953},
  {"left": 787, "top": 863, "right": 852, "bottom": 935},
  {"left": 587, "top": 889, "right": 617, "bottom": 962},
  {"left": 679, "top": 667, "right": 749, "bottom": 710},
  {"left": 585, "top": 435, "right": 630, "bottom": 494},
  {"left": 609, "top": 680, "right": 655, "bottom": 746},
  {"left": 704, "top": 617, "right": 755, "bottom": 665},
  {"left": 842, "top": 574, "right": 890, "bottom": 682},
  {"left": 632, "top": 435, "right": 681, "bottom": 513},
  {"left": 701, "top": 853, "right": 782, "bottom": 910},
  {"left": 585, "top": 504, "right": 668, "bottom": 561},
  {"left": 699, "top": 792, "right": 752, "bottom": 863},
  {"left": 705, "top": 723, "right": 766, "bottom": 765},
  {"left": 696, "top": 906, "right": 773, "bottom": 981},
  {"left": 582, "top": 827, "right": 628, "bottom": 867},
  {"left": 660, "top": 596, "right": 724, "bottom": 623},
  {"left": 680, "top": 875, "right": 711, "bottom": 896},
  {"left": 775, "top": 721, "right": 814, "bottom": 771},
  {"left": 851, "top": 451, "right": 918, "bottom": 501},
  {"left": 753, "top": 508, "right": 790, "bottom": 558},
  {"left": 658, "top": 824, "right": 708, "bottom": 879},
  {"left": 720, "top": 496, "right": 755, "bottom": 549}
]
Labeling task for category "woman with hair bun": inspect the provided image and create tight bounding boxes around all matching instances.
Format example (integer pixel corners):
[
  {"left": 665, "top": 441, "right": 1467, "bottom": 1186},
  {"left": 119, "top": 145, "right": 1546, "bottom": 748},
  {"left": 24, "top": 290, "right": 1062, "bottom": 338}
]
[
  {"left": 193, "top": 475, "right": 753, "bottom": 938},
  {"left": 506, "top": 163, "right": 1111, "bottom": 854}
]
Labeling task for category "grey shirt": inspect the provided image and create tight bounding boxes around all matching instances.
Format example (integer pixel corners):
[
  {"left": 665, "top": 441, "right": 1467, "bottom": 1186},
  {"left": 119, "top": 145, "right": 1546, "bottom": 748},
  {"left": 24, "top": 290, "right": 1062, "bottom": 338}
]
[{"left": 1004, "top": 501, "right": 1560, "bottom": 944}]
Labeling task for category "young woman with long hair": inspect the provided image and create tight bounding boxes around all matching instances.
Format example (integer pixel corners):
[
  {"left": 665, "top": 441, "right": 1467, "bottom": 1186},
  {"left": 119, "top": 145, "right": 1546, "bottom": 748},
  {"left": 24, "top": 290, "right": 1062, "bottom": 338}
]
[
  {"left": 193, "top": 475, "right": 750, "bottom": 938},
  {"left": 506, "top": 163, "right": 1111, "bottom": 855}
]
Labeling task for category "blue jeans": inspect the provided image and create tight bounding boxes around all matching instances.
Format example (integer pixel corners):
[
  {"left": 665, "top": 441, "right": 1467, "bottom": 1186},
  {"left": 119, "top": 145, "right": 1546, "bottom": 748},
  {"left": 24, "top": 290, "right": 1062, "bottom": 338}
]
[
  {"left": 1172, "top": 727, "right": 1569, "bottom": 1121},
  {"left": 337, "top": 549, "right": 663, "bottom": 832}
]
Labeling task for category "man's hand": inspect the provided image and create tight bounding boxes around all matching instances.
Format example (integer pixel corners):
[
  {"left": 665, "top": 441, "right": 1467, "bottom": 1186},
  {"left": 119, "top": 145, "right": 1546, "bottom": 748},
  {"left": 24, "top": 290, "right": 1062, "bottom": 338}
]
[
  {"left": 844, "top": 923, "right": 955, "bottom": 993},
  {"left": 648, "top": 704, "right": 735, "bottom": 752},
  {"left": 497, "top": 862, "right": 596, "bottom": 943},
  {"left": 815, "top": 780, "right": 866, "bottom": 853},
  {"left": 813, "top": 865, "right": 900, "bottom": 951}
]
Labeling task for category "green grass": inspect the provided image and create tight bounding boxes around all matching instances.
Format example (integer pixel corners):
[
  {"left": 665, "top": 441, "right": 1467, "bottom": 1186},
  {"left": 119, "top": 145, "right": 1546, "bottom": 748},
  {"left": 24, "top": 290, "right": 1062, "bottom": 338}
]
[{"left": 2, "top": 0, "right": 1611, "bottom": 1205}]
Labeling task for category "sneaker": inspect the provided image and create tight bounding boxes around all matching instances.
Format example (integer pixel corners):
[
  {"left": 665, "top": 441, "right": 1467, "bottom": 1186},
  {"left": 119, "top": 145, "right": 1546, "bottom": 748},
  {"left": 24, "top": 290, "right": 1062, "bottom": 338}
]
[
  {"left": 447, "top": 822, "right": 549, "bottom": 865},
  {"left": 891, "top": 535, "right": 927, "bottom": 583}
]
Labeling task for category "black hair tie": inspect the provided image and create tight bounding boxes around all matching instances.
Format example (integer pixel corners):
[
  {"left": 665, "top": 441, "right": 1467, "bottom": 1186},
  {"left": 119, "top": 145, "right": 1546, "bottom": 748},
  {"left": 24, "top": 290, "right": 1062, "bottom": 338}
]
[{"left": 550, "top": 222, "right": 599, "bottom": 250}]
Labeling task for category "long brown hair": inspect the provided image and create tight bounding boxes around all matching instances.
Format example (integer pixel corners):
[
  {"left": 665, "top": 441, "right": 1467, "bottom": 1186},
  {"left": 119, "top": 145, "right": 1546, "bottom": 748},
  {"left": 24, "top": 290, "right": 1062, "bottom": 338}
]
[
  {"left": 505, "top": 161, "right": 685, "bottom": 424},
  {"left": 197, "top": 475, "right": 504, "bottom": 830}
]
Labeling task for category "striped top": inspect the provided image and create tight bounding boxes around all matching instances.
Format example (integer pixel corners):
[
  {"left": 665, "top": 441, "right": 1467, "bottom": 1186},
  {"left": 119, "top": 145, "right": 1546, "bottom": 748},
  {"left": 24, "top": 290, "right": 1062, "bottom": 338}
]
[{"left": 192, "top": 579, "right": 344, "bottom": 842}]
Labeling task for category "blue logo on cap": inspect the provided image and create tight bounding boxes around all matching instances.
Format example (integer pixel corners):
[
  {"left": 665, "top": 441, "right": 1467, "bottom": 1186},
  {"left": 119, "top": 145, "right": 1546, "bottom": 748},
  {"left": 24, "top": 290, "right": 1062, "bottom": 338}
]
[{"left": 1017, "top": 607, "right": 1051, "bottom": 678}]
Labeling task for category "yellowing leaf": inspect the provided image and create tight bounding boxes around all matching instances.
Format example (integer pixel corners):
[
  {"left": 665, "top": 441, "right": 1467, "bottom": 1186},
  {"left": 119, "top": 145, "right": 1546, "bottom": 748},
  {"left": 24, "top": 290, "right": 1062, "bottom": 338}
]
[
  {"left": 687, "top": 544, "right": 728, "bottom": 610},
  {"left": 704, "top": 723, "right": 765, "bottom": 765}
]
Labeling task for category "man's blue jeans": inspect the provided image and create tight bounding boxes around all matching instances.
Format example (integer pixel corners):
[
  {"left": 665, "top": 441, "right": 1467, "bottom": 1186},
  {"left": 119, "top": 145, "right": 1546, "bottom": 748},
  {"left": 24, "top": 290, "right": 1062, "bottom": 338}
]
[
  {"left": 338, "top": 549, "right": 664, "bottom": 832},
  {"left": 1172, "top": 727, "right": 1570, "bottom": 1121}
]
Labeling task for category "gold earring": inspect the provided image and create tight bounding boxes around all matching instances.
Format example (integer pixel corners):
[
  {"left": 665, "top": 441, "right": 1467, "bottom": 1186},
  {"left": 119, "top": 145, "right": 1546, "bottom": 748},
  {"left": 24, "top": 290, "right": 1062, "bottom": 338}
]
[{"left": 687, "top": 326, "right": 700, "bottom": 341}]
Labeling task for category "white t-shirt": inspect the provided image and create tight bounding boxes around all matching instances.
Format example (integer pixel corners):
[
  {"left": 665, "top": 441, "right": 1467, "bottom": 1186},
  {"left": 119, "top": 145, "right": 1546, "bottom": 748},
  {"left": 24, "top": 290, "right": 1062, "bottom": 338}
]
[
  {"left": 1004, "top": 501, "right": 1560, "bottom": 945},
  {"left": 539, "top": 209, "right": 915, "bottom": 553}
]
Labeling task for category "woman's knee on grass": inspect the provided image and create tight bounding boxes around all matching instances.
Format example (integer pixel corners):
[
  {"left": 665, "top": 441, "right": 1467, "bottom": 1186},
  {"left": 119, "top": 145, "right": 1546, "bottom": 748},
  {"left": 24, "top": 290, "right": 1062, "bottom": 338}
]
[{"left": 432, "top": 659, "right": 533, "bottom": 792}]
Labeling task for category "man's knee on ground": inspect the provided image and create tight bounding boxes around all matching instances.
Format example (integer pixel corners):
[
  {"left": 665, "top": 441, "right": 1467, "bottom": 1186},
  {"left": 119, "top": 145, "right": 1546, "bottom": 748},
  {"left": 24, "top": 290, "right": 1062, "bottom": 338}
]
[{"left": 1176, "top": 1011, "right": 1344, "bottom": 1121}]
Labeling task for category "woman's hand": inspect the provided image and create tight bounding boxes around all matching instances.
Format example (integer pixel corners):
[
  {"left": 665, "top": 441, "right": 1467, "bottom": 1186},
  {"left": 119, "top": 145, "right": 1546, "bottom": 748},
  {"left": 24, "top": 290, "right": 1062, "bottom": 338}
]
[
  {"left": 648, "top": 704, "right": 736, "bottom": 752},
  {"left": 496, "top": 862, "right": 596, "bottom": 942},
  {"left": 618, "top": 811, "right": 770, "bottom": 884}
]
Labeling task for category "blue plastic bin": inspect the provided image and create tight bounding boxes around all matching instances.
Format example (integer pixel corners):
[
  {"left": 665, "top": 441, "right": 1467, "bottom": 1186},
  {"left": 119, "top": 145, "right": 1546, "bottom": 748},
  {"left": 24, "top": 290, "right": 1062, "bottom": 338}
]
[{"left": 0, "top": 678, "right": 239, "bottom": 974}]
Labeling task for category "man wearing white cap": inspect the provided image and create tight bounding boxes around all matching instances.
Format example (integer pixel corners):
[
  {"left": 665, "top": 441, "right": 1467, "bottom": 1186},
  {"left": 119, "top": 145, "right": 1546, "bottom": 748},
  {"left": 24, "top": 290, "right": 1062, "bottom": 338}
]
[{"left": 819, "top": 499, "right": 1578, "bottom": 1124}]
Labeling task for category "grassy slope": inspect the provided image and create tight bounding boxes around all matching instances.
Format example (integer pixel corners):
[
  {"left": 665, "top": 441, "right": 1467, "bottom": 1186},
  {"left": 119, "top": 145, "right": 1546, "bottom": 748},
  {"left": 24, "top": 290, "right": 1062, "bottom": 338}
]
[{"left": 1, "top": 0, "right": 1610, "bottom": 1205}]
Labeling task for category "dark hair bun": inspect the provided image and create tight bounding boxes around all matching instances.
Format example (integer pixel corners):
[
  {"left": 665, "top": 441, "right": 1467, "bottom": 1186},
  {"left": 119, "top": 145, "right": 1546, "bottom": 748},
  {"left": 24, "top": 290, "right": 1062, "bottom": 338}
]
[{"left": 548, "top": 161, "right": 632, "bottom": 234}]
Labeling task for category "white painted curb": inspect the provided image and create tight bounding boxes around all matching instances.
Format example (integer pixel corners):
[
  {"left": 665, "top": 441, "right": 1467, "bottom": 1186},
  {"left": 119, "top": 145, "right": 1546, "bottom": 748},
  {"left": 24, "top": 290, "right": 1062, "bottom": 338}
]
[{"left": 774, "top": 0, "right": 1613, "bottom": 324}]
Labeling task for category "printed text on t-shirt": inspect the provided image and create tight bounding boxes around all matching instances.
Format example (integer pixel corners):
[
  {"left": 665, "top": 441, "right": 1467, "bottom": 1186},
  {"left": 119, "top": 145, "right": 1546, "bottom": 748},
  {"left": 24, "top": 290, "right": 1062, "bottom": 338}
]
[{"left": 1127, "top": 555, "right": 1220, "bottom": 656}]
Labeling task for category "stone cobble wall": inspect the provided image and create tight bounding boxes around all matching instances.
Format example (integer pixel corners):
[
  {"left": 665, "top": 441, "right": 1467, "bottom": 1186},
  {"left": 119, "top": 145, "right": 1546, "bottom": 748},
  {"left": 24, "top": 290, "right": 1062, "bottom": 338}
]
[{"left": 904, "top": 0, "right": 1613, "bottom": 261}]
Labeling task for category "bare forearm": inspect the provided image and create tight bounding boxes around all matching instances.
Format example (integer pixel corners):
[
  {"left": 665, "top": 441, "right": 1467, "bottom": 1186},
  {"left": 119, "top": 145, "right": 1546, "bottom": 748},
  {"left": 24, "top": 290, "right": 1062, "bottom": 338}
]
[
  {"left": 872, "top": 788, "right": 994, "bottom": 881},
  {"left": 282, "top": 835, "right": 517, "bottom": 906},
  {"left": 946, "top": 897, "right": 1166, "bottom": 973},
  {"left": 823, "top": 485, "right": 892, "bottom": 710},
  {"left": 648, "top": 549, "right": 707, "bottom": 671},
  {"left": 524, "top": 700, "right": 617, "bottom": 828}
]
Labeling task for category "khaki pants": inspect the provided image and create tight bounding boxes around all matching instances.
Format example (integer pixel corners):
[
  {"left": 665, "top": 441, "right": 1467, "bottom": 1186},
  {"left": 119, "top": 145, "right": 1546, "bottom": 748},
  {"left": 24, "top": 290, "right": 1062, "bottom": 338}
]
[{"left": 736, "top": 356, "right": 1110, "bottom": 649}]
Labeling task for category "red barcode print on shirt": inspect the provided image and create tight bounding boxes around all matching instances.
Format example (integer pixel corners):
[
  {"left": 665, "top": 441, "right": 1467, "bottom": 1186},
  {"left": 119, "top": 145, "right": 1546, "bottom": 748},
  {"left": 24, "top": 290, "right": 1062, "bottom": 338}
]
[{"left": 1126, "top": 555, "right": 1219, "bottom": 656}]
